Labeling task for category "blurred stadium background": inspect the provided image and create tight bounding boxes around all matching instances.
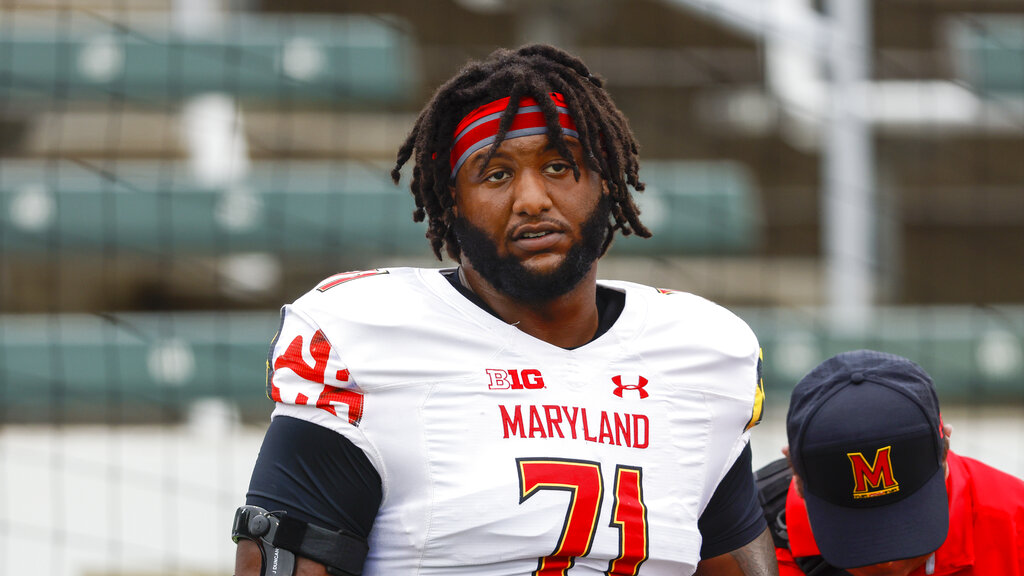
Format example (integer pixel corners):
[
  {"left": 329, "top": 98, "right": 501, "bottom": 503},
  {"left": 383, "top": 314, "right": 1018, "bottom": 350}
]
[{"left": 1, "top": 0, "right": 1022, "bottom": 574}]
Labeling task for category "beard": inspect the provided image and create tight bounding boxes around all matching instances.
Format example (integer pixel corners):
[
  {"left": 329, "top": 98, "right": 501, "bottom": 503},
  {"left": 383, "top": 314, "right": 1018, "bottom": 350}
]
[{"left": 453, "top": 195, "right": 611, "bottom": 304}]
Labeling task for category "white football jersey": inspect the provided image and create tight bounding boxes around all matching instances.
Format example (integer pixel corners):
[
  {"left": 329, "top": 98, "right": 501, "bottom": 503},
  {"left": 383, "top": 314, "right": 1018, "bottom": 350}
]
[{"left": 267, "top": 267, "right": 764, "bottom": 576}]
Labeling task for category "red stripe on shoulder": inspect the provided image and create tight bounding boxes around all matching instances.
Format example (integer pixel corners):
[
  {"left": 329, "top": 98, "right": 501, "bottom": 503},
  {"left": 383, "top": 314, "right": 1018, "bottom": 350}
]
[{"left": 316, "top": 269, "right": 389, "bottom": 292}]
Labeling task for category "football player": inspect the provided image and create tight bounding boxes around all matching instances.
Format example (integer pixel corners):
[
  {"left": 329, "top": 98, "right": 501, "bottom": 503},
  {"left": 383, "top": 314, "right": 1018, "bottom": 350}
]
[{"left": 233, "top": 44, "right": 776, "bottom": 576}]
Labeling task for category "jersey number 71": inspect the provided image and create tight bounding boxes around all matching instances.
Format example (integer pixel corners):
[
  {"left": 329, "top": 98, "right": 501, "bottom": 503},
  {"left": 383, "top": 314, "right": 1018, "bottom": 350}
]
[{"left": 517, "top": 458, "right": 649, "bottom": 576}]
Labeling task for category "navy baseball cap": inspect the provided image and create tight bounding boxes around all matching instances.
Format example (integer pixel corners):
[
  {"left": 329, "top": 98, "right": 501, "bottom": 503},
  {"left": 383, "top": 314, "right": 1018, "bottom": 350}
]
[{"left": 786, "top": 350, "right": 949, "bottom": 569}]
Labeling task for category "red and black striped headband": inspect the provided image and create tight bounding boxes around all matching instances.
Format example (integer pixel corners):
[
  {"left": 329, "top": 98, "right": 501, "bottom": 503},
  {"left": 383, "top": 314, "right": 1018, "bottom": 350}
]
[{"left": 449, "top": 92, "right": 579, "bottom": 180}]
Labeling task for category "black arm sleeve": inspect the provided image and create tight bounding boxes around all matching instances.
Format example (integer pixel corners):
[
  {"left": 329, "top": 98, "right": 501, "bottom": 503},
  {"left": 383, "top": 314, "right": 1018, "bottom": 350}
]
[
  {"left": 698, "top": 443, "right": 768, "bottom": 559},
  {"left": 245, "top": 415, "right": 383, "bottom": 539}
]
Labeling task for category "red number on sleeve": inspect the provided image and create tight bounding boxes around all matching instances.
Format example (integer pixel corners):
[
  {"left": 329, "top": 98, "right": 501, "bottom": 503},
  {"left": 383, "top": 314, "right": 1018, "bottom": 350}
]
[{"left": 271, "top": 329, "right": 363, "bottom": 425}]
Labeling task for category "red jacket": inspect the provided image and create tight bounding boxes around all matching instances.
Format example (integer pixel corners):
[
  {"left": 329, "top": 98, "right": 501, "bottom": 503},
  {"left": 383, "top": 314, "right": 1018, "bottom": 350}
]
[{"left": 778, "top": 451, "right": 1024, "bottom": 575}]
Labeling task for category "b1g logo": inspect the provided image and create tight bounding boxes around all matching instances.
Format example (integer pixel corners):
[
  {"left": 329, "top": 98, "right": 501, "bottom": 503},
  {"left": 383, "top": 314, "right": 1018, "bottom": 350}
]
[{"left": 486, "top": 368, "right": 545, "bottom": 390}]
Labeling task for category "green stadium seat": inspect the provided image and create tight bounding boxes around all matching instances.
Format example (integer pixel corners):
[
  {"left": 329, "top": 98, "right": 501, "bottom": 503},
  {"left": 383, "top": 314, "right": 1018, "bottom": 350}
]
[
  {"left": 948, "top": 16, "right": 1024, "bottom": 96},
  {"left": 1, "top": 307, "right": 1021, "bottom": 422},
  {"left": 0, "top": 312, "right": 278, "bottom": 421},
  {"left": 0, "top": 12, "right": 417, "bottom": 104},
  {"left": 0, "top": 159, "right": 761, "bottom": 256},
  {"left": 737, "top": 306, "right": 1024, "bottom": 403},
  {"left": 611, "top": 160, "right": 761, "bottom": 255},
  {"left": 0, "top": 160, "right": 433, "bottom": 256}
]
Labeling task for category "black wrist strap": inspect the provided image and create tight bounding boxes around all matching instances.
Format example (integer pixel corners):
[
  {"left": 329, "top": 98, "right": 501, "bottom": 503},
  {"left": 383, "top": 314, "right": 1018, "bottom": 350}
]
[
  {"left": 233, "top": 505, "right": 369, "bottom": 576},
  {"left": 275, "top": 514, "right": 368, "bottom": 576}
]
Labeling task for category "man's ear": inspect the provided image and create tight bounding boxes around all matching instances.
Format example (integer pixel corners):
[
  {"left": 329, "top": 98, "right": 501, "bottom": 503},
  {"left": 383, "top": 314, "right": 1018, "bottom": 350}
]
[
  {"left": 942, "top": 423, "right": 953, "bottom": 477},
  {"left": 793, "top": 474, "right": 805, "bottom": 499},
  {"left": 449, "top": 184, "right": 459, "bottom": 217},
  {"left": 782, "top": 446, "right": 805, "bottom": 498}
]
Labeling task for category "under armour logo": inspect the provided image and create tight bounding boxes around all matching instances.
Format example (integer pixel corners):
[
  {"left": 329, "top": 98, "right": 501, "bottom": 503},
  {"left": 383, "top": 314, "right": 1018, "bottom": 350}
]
[{"left": 612, "top": 375, "right": 649, "bottom": 399}]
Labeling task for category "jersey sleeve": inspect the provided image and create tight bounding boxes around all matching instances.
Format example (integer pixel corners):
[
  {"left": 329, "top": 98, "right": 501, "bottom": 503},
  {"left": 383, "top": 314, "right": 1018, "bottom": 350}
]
[
  {"left": 687, "top": 297, "right": 768, "bottom": 553},
  {"left": 700, "top": 310, "right": 766, "bottom": 498},
  {"left": 266, "top": 304, "right": 365, "bottom": 427},
  {"left": 698, "top": 443, "right": 768, "bottom": 558},
  {"left": 246, "top": 415, "right": 382, "bottom": 537},
  {"left": 746, "top": 348, "right": 766, "bottom": 431},
  {"left": 248, "top": 302, "right": 384, "bottom": 539}
]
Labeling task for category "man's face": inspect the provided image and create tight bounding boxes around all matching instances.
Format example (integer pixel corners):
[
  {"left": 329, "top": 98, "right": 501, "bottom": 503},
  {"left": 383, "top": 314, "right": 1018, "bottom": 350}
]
[
  {"left": 844, "top": 554, "right": 932, "bottom": 576},
  {"left": 451, "top": 134, "right": 609, "bottom": 303}
]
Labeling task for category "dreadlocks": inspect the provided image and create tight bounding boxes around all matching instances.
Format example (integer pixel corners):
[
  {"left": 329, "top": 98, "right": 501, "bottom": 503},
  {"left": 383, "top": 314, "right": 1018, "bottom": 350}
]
[{"left": 391, "top": 43, "right": 651, "bottom": 261}]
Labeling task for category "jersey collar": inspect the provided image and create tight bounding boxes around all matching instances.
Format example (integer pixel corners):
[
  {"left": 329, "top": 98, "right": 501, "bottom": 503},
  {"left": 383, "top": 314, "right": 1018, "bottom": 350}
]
[{"left": 421, "top": 267, "right": 643, "bottom": 354}]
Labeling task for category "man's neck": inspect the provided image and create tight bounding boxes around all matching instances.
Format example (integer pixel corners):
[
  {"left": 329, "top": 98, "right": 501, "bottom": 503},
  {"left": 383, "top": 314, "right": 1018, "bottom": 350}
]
[{"left": 458, "top": 265, "right": 600, "bottom": 349}]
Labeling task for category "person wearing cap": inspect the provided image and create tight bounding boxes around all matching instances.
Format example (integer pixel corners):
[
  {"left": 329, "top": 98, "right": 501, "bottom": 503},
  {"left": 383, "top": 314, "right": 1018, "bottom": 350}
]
[{"left": 755, "top": 349, "right": 1024, "bottom": 576}]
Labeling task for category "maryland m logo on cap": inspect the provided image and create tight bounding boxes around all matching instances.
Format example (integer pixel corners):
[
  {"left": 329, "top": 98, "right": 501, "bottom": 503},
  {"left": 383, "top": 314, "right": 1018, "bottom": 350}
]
[{"left": 847, "top": 446, "right": 900, "bottom": 498}]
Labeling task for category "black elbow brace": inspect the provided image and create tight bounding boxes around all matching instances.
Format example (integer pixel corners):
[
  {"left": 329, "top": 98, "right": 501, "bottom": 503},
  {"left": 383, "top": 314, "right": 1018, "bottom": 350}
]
[{"left": 232, "top": 505, "right": 369, "bottom": 576}]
